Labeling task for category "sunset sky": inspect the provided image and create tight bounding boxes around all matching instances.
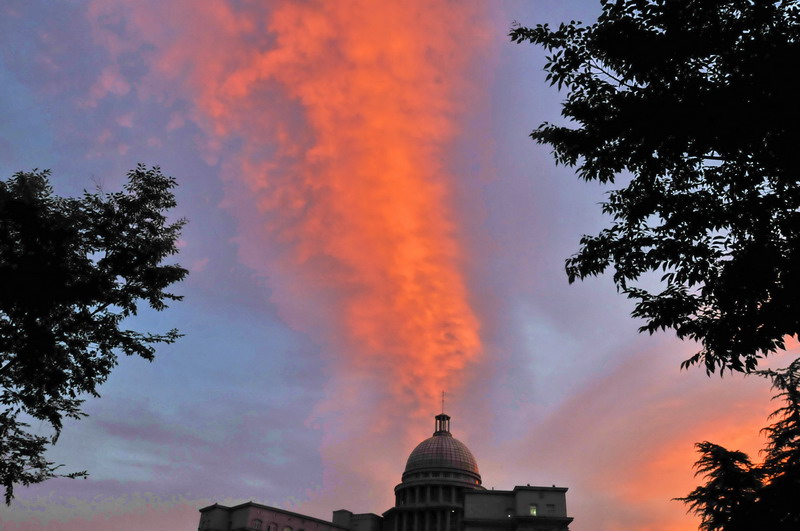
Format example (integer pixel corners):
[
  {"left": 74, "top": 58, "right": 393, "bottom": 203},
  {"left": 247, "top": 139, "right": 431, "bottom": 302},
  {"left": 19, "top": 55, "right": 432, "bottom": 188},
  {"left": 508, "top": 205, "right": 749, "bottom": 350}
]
[{"left": 0, "top": 1, "right": 795, "bottom": 530}]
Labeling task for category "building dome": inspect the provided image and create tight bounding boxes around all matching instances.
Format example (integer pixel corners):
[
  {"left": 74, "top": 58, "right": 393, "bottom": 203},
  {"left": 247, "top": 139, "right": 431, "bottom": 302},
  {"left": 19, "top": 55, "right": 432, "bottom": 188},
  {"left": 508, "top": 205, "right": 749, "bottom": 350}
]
[
  {"left": 386, "top": 412, "right": 485, "bottom": 531},
  {"left": 404, "top": 434, "right": 480, "bottom": 475},
  {"left": 401, "top": 413, "right": 481, "bottom": 484}
]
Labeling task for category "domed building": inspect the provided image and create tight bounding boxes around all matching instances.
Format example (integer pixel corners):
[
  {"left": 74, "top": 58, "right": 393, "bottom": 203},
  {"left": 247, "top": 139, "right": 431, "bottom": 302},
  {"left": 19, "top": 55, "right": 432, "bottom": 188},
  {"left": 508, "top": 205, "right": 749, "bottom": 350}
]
[
  {"left": 382, "top": 413, "right": 483, "bottom": 531},
  {"left": 198, "top": 413, "right": 573, "bottom": 531}
]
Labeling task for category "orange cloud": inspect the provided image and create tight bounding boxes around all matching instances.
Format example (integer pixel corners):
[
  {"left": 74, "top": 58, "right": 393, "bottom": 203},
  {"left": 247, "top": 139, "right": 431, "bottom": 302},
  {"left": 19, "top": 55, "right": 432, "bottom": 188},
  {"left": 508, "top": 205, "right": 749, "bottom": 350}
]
[
  {"left": 88, "top": 0, "right": 486, "bottom": 412},
  {"left": 477, "top": 345, "right": 777, "bottom": 531},
  {"left": 87, "top": 0, "right": 490, "bottom": 509},
  {"left": 213, "top": 1, "right": 485, "bottom": 408}
]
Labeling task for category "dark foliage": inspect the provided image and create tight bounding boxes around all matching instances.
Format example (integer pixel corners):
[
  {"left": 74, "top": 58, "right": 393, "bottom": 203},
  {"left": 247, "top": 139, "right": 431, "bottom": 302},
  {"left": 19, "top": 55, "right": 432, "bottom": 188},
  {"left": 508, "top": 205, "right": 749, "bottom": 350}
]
[
  {"left": 678, "top": 359, "right": 800, "bottom": 529},
  {"left": 751, "top": 359, "right": 800, "bottom": 529},
  {"left": 511, "top": 0, "right": 800, "bottom": 373},
  {"left": 0, "top": 165, "right": 187, "bottom": 503},
  {"left": 676, "top": 442, "right": 762, "bottom": 530}
]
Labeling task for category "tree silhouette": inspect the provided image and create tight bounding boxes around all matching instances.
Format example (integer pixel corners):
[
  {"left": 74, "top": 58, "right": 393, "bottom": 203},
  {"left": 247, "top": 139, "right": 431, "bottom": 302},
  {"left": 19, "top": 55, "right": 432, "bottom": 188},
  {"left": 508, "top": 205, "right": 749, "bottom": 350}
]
[
  {"left": 678, "top": 359, "right": 800, "bottom": 529},
  {"left": 0, "top": 165, "right": 187, "bottom": 503},
  {"left": 511, "top": 0, "right": 800, "bottom": 373},
  {"left": 750, "top": 359, "right": 800, "bottom": 528},
  {"left": 677, "top": 442, "right": 762, "bottom": 530}
]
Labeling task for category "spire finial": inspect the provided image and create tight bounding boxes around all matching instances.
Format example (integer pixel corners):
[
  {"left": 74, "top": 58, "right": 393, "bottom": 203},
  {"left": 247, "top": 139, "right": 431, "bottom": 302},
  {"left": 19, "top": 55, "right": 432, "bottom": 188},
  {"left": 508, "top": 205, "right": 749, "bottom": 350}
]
[{"left": 434, "top": 394, "right": 451, "bottom": 436}]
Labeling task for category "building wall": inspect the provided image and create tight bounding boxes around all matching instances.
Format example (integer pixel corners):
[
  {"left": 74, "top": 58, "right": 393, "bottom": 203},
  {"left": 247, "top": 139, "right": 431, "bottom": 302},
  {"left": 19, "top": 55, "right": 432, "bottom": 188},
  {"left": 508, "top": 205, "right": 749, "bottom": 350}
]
[
  {"left": 463, "top": 490, "right": 510, "bottom": 519},
  {"left": 199, "top": 506, "right": 230, "bottom": 531},
  {"left": 199, "top": 502, "right": 351, "bottom": 531},
  {"left": 350, "top": 513, "right": 383, "bottom": 531},
  {"left": 462, "top": 487, "right": 571, "bottom": 531},
  {"left": 333, "top": 509, "right": 382, "bottom": 531},
  {"left": 199, "top": 486, "right": 572, "bottom": 531}
]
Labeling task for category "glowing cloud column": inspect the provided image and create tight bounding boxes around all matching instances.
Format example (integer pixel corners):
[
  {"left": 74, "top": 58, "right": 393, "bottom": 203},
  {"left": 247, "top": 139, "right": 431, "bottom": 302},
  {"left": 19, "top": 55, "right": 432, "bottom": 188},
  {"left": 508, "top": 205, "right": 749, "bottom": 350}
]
[
  {"left": 87, "top": 0, "right": 489, "bottom": 506},
  {"left": 231, "top": 1, "right": 484, "bottom": 413}
]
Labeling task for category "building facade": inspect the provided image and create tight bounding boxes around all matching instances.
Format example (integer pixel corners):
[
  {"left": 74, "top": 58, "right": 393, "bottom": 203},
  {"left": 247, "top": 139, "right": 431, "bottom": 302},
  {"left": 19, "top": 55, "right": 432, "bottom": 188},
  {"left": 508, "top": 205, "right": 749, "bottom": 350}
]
[
  {"left": 198, "top": 502, "right": 357, "bottom": 531},
  {"left": 198, "top": 414, "right": 572, "bottom": 531},
  {"left": 463, "top": 486, "right": 573, "bottom": 531}
]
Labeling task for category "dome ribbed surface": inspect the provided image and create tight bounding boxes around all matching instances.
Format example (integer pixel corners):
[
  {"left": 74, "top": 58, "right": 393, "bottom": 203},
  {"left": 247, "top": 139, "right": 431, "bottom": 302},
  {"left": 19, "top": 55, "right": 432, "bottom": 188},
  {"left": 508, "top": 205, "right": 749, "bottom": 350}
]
[{"left": 404, "top": 435, "right": 479, "bottom": 475}]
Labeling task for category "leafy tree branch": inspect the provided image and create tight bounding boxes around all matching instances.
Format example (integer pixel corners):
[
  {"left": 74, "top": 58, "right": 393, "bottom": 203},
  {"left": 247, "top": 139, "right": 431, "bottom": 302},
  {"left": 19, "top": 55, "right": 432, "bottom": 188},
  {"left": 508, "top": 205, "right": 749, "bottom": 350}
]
[
  {"left": 0, "top": 165, "right": 187, "bottom": 502},
  {"left": 512, "top": 0, "right": 800, "bottom": 373}
]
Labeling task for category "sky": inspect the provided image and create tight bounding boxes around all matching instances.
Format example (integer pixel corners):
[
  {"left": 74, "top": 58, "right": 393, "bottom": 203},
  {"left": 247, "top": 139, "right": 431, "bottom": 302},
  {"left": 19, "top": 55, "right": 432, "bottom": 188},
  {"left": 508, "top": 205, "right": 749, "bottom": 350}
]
[{"left": 0, "top": 1, "right": 796, "bottom": 530}]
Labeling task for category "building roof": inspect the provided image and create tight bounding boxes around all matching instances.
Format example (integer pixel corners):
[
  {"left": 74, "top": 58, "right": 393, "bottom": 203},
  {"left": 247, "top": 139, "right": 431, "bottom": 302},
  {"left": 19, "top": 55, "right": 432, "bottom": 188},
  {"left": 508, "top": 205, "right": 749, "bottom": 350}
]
[
  {"left": 199, "top": 501, "right": 348, "bottom": 530},
  {"left": 403, "top": 414, "right": 480, "bottom": 476}
]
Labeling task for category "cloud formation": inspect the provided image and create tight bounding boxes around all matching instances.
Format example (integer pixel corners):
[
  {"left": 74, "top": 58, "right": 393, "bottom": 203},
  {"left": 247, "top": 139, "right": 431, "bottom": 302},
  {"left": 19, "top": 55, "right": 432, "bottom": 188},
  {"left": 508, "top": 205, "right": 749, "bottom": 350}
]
[{"left": 85, "top": 0, "right": 491, "bottom": 509}]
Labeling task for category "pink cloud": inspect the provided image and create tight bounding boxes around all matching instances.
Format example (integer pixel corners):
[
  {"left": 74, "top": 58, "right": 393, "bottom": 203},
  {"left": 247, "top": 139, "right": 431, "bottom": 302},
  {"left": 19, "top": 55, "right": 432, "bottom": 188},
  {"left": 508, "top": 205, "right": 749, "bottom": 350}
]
[{"left": 85, "top": 65, "right": 130, "bottom": 106}]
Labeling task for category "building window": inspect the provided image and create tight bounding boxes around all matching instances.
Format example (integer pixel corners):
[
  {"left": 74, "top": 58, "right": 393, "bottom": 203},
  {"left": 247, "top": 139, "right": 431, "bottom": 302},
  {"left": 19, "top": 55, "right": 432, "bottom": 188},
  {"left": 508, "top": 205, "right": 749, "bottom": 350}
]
[
  {"left": 546, "top": 504, "right": 555, "bottom": 516},
  {"left": 529, "top": 504, "right": 538, "bottom": 516},
  {"left": 284, "top": 526, "right": 293, "bottom": 531},
  {"left": 252, "top": 520, "right": 263, "bottom": 530},
  {"left": 268, "top": 524, "right": 278, "bottom": 531}
]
